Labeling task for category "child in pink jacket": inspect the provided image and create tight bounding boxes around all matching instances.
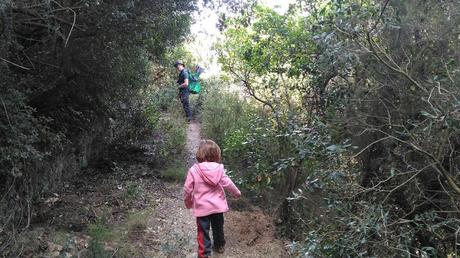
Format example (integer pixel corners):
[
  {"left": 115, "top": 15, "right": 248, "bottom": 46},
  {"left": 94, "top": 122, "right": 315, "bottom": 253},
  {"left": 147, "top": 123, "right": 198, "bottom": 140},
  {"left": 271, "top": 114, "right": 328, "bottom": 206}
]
[{"left": 183, "top": 139, "right": 241, "bottom": 258}]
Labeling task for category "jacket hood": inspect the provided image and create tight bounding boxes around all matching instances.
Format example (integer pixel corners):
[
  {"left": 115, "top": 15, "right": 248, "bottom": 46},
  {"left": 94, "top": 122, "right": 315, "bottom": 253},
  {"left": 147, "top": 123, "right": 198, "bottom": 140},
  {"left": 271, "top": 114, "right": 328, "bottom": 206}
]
[{"left": 195, "top": 162, "right": 223, "bottom": 186}]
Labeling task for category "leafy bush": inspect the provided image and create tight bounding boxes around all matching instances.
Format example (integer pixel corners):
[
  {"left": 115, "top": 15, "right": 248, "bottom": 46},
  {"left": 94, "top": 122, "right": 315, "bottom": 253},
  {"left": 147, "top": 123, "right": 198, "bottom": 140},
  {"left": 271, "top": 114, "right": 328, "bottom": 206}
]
[
  {"left": 215, "top": 0, "right": 460, "bottom": 256},
  {"left": 88, "top": 217, "right": 112, "bottom": 258},
  {"left": 201, "top": 81, "right": 321, "bottom": 203},
  {"left": 160, "top": 164, "right": 188, "bottom": 182},
  {"left": 154, "top": 115, "right": 187, "bottom": 163},
  {"left": 145, "top": 80, "right": 188, "bottom": 164},
  {"left": 0, "top": 0, "right": 197, "bottom": 254},
  {"left": 201, "top": 79, "right": 251, "bottom": 144},
  {"left": 124, "top": 182, "right": 144, "bottom": 200}
]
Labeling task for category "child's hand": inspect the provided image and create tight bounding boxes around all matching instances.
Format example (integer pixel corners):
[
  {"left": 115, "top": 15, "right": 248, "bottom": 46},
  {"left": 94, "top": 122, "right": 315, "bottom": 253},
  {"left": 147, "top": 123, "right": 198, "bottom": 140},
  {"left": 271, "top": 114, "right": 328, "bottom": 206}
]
[
  {"left": 234, "top": 190, "right": 241, "bottom": 198},
  {"left": 185, "top": 198, "right": 193, "bottom": 209}
]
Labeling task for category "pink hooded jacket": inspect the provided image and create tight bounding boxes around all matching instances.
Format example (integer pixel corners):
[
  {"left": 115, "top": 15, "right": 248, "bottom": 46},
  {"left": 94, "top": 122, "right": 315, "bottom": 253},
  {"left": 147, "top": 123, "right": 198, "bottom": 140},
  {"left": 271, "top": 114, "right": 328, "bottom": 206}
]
[{"left": 183, "top": 162, "right": 241, "bottom": 217}]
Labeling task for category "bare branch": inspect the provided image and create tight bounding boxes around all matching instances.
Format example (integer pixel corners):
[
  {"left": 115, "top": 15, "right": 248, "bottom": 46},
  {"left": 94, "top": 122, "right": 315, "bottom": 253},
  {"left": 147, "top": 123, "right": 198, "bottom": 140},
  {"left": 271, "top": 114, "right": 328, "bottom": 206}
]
[
  {"left": 366, "top": 32, "right": 428, "bottom": 94},
  {"left": 0, "top": 57, "right": 31, "bottom": 70}
]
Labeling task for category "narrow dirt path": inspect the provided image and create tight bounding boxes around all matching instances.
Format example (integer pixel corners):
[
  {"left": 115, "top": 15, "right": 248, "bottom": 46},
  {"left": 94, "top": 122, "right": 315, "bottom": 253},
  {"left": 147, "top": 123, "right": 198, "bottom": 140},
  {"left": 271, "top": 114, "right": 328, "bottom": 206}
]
[
  {"left": 144, "top": 121, "right": 200, "bottom": 257},
  {"left": 148, "top": 121, "right": 288, "bottom": 257}
]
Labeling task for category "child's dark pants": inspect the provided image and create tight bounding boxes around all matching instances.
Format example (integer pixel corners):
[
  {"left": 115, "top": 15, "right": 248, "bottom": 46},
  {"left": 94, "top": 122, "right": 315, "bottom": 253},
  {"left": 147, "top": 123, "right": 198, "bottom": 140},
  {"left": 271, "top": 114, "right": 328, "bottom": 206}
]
[{"left": 196, "top": 213, "right": 225, "bottom": 258}]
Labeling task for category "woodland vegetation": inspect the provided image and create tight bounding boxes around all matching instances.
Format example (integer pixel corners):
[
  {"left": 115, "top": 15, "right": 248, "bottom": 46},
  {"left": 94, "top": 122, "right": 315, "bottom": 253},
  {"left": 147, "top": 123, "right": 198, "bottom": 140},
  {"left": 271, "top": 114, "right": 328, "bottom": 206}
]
[
  {"left": 0, "top": 0, "right": 197, "bottom": 255},
  {"left": 204, "top": 0, "right": 460, "bottom": 256},
  {"left": 1, "top": 0, "right": 459, "bottom": 257}
]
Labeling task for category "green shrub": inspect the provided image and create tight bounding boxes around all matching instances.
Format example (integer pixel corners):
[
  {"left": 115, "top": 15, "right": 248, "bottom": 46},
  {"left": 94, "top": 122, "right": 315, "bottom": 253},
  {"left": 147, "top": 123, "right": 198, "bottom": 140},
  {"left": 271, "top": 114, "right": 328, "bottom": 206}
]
[
  {"left": 88, "top": 217, "right": 112, "bottom": 258},
  {"left": 149, "top": 85, "right": 180, "bottom": 112},
  {"left": 0, "top": 1, "right": 197, "bottom": 253},
  {"left": 201, "top": 79, "right": 251, "bottom": 145},
  {"left": 160, "top": 164, "right": 187, "bottom": 182},
  {"left": 144, "top": 75, "right": 188, "bottom": 170},
  {"left": 200, "top": 82, "right": 312, "bottom": 200},
  {"left": 123, "top": 182, "right": 143, "bottom": 200},
  {"left": 214, "top": 1, "right": 460, "bottom": 256},
  {"left": 154, "top": 115, "right": 187, "bottom": 163}
]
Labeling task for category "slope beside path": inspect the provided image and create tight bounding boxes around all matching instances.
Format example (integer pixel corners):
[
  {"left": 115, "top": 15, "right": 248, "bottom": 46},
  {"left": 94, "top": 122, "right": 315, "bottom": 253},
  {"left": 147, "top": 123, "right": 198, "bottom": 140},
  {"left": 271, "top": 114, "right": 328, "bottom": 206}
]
[{"left": 13, "top": 121, "right": 288, "bottom": 258}]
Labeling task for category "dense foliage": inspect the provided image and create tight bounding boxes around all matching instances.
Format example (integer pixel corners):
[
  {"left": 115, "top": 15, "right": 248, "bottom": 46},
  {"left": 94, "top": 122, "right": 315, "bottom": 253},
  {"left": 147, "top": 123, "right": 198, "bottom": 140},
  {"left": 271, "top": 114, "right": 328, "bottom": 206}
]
[
  {"left": 212, "top": 0, "right": 460, "bottom": 256},
  {"left": 0, "top": 0, "right": 196, "bottom": 254},
  {"left": 2, "top": 0, "right": 459, "bottom": 256}
]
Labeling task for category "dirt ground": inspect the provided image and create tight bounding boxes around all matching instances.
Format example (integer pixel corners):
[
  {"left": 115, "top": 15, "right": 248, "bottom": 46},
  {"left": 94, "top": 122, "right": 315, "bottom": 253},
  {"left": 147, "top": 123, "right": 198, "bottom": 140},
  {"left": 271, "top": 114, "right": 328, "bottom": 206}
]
[
  {"left": 151, "top": 121, "right": 288, "bottom": 257},
  {"left": 148, "top": 183, "right": 288, "bottom": 258},
  {"left": 8, "top": 121, "right": 288, "bottom": 258}
]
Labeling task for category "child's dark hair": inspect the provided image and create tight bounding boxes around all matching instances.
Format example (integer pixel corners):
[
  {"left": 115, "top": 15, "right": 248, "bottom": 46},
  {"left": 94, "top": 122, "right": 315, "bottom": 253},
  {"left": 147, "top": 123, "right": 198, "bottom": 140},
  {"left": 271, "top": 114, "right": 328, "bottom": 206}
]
[{"left": 196, "top": 139, "right": 221, "bottom": 163}]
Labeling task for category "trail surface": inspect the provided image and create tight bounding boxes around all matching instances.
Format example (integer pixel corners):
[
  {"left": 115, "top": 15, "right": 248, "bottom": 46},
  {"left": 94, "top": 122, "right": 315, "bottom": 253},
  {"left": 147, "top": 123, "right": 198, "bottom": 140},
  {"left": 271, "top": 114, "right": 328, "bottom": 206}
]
[
  {"left": 13, "top": 121, "right": 287, "bottom": 258},
  {"left": 150, "top": 121, "right": 288, "bottom": 257}
]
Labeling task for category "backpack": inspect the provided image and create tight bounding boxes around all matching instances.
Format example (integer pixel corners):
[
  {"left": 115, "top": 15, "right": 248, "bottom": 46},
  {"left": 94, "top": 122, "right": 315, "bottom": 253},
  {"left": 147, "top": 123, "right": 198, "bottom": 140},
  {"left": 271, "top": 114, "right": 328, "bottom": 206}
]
[{"left": 188, "top": 66, "right": 204, "bottom": 94}]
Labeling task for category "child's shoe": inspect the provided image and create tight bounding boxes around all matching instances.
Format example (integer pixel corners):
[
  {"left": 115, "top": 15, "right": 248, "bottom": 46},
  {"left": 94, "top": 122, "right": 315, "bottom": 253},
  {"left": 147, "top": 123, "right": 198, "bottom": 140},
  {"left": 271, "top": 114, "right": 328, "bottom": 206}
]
[{"left": 213, "top": 246, "right": 225, "bottom": 254}]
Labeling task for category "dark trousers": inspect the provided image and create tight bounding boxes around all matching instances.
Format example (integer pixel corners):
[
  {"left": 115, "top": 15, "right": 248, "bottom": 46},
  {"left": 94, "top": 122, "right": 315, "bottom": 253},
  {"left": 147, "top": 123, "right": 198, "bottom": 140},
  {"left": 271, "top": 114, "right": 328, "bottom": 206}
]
[
  {"left": 179, "top": 90, "right": 192, "bottom": 119},
  {"left": 196, "top": 213, "right": 225, "bottom": 258}
]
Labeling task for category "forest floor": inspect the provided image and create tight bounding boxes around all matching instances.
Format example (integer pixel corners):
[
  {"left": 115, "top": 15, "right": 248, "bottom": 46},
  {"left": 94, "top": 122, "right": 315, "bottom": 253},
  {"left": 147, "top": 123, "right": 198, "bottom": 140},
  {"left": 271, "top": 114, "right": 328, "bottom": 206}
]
[{"left": 12, "top": 121, "right": 288, "bottom": 258}]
